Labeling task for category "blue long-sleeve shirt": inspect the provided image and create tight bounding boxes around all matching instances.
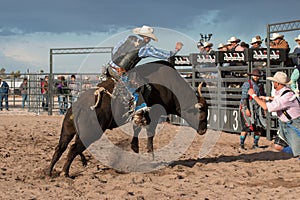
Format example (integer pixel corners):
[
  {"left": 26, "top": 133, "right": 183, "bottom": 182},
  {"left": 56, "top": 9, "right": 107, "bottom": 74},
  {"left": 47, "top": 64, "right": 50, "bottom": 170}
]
[{"left": 138, "top": 43, "right": 178, "bottom": 59}]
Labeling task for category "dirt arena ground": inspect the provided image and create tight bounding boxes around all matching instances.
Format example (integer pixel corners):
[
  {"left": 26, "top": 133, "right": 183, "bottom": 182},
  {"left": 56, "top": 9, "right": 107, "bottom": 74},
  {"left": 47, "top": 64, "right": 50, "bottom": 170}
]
[{"left": 0, "top": 113, "right": 300, "bottom": 200}]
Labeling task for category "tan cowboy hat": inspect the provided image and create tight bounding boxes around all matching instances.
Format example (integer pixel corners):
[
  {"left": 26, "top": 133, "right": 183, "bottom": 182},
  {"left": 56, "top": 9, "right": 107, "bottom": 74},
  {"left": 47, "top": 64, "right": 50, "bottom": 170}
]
[
  {"left": 133, "top": 25, "right": 158, "bottom": 41},
  {"left": 203, "top": 42, "right": 213, "bottom": 48},
  {"left": 228, "top": 36, "right": 241, "bottom": 43},
  {"left": 247, "top": 69, "right": 262, "bottom": 77},
  {"left": 270, "top": 33, "right": 284, "bottom": 40},
  {"left": 295, "top": 34, "right": 300, "bottom": 41},
  {"left": 267, "top": 71, "right": 290, "bottom": 85},
  {"left": 250, "top": 37, "right": 262, "bottom": 45}
]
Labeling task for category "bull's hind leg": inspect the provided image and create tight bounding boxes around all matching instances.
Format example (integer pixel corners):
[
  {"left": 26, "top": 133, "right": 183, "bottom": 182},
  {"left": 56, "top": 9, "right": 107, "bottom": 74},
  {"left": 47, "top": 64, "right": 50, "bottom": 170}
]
[
  {"left": 131, "top": 125, "right": 142, "bottom": 153},
  {"left": 62, "top": 135, "right": 86, "bottom": 178},
  {"left": 48, "top": 110, "right": 76, "bottom": 176}
]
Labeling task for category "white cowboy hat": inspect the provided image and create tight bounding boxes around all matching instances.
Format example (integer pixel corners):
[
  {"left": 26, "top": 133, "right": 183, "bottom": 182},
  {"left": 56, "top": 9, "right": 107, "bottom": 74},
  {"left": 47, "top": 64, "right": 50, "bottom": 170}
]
[
  {"left": 217, "top": 43, "right": 225, "bottom": 49},
  {"left": 267, "top": 71, "right": 290, "bottom": 85},
  {"left": 270, "top": 33, "right": 284, "bottom": 40},
  {"left": 203, "top": 42, "right": 213, "bottom": 48},
  {"left": 228, "top": 36, "right": 241, "bottom": 43},
  {"left": 295, "top": 34, "right": 300, "bottom": 41},
  {"left": 250, "top": 37, "right": 262, "bottom": 45},
  {"left": 132, "top": 25, "right": 158, "bottom": 41}
]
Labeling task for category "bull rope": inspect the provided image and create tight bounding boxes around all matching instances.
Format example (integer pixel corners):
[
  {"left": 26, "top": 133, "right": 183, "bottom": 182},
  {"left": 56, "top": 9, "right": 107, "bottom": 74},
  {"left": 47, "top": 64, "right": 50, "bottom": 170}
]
[{"left": 90, "top": 87, "right": 114, "bottom": 110}]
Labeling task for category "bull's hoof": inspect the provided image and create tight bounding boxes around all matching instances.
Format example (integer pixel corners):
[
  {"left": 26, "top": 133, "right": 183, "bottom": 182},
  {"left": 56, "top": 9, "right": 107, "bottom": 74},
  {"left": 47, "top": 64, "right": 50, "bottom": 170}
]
[
  {"left": 80, "top": 155, "right": 88, "bottom": 167},
  {"left": 60, "top": 171, "right": 71, "bottom": 178},
  {"left": 45, "top": 168, "right": 53, "bottom": 177}
]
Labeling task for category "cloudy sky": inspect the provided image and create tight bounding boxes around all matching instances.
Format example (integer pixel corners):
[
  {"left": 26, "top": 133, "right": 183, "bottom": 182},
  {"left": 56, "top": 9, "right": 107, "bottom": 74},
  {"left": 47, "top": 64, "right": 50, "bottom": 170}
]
[{"left": 0, "top": 0, "right": 299, "bottom": 73}]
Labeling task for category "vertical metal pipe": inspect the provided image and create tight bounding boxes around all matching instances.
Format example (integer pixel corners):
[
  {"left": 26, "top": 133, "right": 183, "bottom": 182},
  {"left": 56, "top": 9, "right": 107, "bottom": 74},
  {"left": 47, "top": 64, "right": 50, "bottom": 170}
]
[
  {"left": 266, "top": 24, "right": 271, "bottom": 140},
  {"left": 49, "top": 49, "right": 53, "bottom": 115}
]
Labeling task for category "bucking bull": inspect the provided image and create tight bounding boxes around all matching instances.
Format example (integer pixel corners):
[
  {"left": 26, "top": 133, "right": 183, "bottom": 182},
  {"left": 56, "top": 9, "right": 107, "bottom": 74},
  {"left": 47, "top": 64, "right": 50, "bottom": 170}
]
[{"left": 48, "top": 61, "right": 208, "bottom": 177}]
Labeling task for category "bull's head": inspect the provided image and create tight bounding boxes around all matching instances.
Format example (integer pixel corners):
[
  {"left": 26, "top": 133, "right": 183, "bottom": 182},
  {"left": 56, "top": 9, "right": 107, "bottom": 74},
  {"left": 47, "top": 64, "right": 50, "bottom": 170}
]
[{"left": 194, "top": 82, "right": 208, "bottom": 135}]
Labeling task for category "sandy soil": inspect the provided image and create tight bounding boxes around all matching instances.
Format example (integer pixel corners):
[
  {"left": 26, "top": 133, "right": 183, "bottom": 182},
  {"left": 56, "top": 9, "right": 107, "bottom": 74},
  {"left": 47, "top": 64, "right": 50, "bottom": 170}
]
[{"left": 0, "top": 113, "right": 300, "bottom": 200}]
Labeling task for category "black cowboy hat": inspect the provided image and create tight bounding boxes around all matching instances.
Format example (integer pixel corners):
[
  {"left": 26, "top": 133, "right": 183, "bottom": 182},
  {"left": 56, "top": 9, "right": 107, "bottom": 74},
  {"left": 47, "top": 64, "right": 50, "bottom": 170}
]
[{"left": 247, "top": 69, "right": 262, "bottom": 77}]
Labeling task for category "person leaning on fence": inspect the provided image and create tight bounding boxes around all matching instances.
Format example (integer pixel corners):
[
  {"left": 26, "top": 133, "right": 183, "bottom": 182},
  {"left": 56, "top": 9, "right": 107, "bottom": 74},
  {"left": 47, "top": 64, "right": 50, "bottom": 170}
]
[
  {"left": 0, "top": 77, "right": 9, "bottom": 111},
  {"left": 239, "top": 69, "right": 266, "bottom": 150},
  {"left": 248, "top": 72, "right": 300, "bottom": 160},
  {"left": 270, "top": 33, "right": 290, "bottom": 50},
  {"left": 41, "top": 75, "right": 49, "bottom": 111},
  {"left": 250, "top": 36, "right": 266, "bottom": 68},
  {"left": 250, "top": 36, "right": 263, "bottom": 49},
  {"left": 20, "top": 77, "right": 28, "bottom": 109},
  {"left": 227, "top": 36, "right": 243, "bottom": 51}
]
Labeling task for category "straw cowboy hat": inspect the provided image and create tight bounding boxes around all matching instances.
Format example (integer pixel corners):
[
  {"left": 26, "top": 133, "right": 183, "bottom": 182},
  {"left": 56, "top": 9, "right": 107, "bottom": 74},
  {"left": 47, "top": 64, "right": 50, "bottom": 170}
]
[
  {"left": 250, "top": 37, "right": 262, "bottom": 45},
  {"left": 133, "top": 25, "right": 158, "bottom": 41},
  {"left": 267, "top": 71, "right": 290, "bottom": 85},
  {"left": 228, "top": 36, "right": 241, "bottom": 43},
  {"left": 247, "top": 69, "right": 262, "bottom": 77},
  {"left": 270, "top": 33, "right": 284, "bottom": 40},
  {"left": 203, "top": 42, "right": 213, "bottom": 48},
  {"left": 295, "top": 34, "right": 300, "bottom": 41}
]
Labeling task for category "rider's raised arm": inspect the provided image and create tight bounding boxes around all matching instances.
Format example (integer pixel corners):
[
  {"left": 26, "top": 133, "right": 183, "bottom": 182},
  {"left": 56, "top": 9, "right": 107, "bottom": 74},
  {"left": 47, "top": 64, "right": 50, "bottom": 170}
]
[{"left": 138, "top": 43, "right": 182, "bottom": 59}]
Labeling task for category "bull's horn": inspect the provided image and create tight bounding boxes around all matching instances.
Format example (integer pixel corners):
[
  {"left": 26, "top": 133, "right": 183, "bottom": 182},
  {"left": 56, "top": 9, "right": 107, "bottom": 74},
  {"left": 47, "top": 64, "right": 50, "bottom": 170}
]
[{"left": 197, "top": 82, "right": 203, "bottom": 97}]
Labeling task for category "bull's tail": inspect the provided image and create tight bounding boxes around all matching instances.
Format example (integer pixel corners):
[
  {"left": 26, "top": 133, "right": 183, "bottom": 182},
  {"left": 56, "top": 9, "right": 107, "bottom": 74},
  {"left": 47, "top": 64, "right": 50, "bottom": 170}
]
[{"left": 197, "top": 82, "right": 204, "bottom": 97}]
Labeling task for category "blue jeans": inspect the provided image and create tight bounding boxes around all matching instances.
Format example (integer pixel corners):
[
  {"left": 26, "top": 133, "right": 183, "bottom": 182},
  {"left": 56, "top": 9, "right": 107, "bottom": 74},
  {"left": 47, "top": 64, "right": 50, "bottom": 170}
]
[
  {"left": 278, "top": 118, "right": 300, "bottom": 156},
  {"left": 21, "top": 94, "right": 27, "bottom": 108},
  {"left": 0, "top": 93, "right": 8, "bottom": 110},
  {"left": 42, "top": 94, "right": 49, "bottom": 110},
  {"left": 68, "top": 95, "right": 78, "bottom": 108},
  {"left": 58, "top": 95, "right": 68, "bottom": 115}
]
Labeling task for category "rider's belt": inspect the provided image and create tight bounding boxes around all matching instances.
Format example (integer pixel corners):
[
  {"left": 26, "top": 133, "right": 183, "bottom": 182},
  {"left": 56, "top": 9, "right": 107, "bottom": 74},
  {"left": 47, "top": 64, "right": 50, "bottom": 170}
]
[{"left": 109, "top": 61, "right": 126, "bottom": 73}]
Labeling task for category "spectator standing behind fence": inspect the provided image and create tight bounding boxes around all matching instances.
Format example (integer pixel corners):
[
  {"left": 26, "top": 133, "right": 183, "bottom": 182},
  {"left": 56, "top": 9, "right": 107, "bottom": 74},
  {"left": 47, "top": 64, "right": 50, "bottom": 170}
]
[
  {"left": 248, "top": 72, "right": 300, "bottom": 160},
  {"left": 41, "top": 75, "right": 49, "bottom": 111},
  {"left": 56, "top": 75, "right": 69, "bottom": 115},
  {"left": 228, "top": 36, "right": 244, "bottom": 51},
  {"left": 250, "top": 36, "right": 263, "bottom": 49},
  {"left": 20, "top": 78, "right": 28, "bottom": 109},
  {"left": 292, "top": 34, "right": 300, "bottom": 66},
  {"left": 68, "top": 74, "right": 80, "bottom": 107},
  {"left": 239, "top": 69, "right": 266, "bottom": 150},
  {"left": 289, "top": 35, "right": 300, "bottom": 99},
  {"left": 270, "top": 33, "right": 290, "bottom": 50},
  {"left": 0, "top": 77, "right": 9, "bottom": 111},
  {"left": 82, "top": 76, "right": 92, "bottom": 92},
  {"left": 250, "top": 36, "right": 266, "bottom": 68}
]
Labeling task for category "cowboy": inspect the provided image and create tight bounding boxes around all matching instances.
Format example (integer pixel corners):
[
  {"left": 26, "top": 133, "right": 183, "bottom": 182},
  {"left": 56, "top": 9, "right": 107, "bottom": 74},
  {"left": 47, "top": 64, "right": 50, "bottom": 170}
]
[
  {"left": 202, "top": 42, "right": 214, "bottom": 54},
  {"left": 250, "top": 36, "right": 263, "bottom": 49},
  {"left": 248, "top": 72, "right": 300, "bottom": 160},
  {"left": 239, "top": 69, "right": 266, "bottom": 150},
  {"left": 106, "top": 25, "right": 183, "bottom": 123},
  {"left": 227, "top": 36, "right": 243, "bottom": 51},
  {"left": 217, "top": 43, "right": 228, "bottom": 51},
  {"left": 250, "top": 36, "right": 266, "bottom": 67},
  {"left": 270, "top": 33, "right": 290, "bottom": 50}
]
